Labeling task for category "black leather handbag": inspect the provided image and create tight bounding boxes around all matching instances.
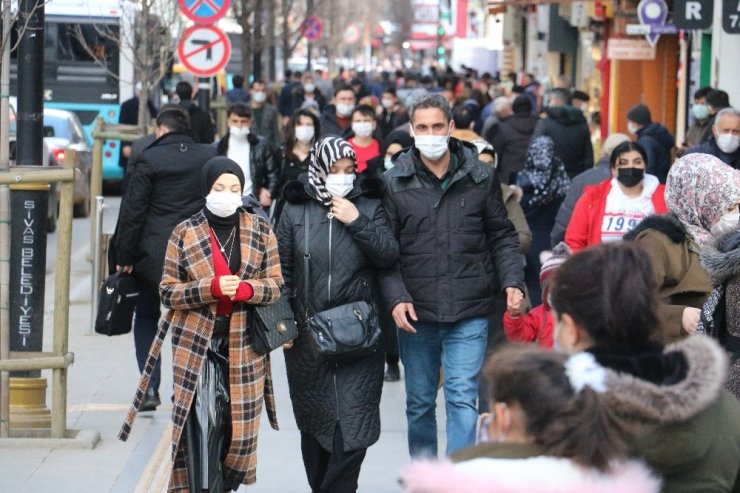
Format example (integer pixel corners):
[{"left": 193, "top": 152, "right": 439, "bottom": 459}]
[
  {"left": 250, "top": 295, "right": 299, "bottom": 354},
  {"left": 95, "top": 272, "right": 139, "bottom": 336},
  {"left": 303, "top": 205, "right": 381, "bottom": 362}
]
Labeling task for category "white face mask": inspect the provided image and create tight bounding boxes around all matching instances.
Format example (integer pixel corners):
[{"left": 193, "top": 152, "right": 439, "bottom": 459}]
[
  {"left": 325, "top": 173, "right": 355, "bottom": 197},
  {"left": 336, "top": 103, "right": 354, "bottom": 117},
  {"left": 206, "top": 191, "right": 243, "bottom": 218},
  {"left": 252, "top": 91, "right": 266, "bottom": 103},
  {"left": 413, "top": 128, "right": 450, "bottom": 161},
  {"left": 304, "top": 83, "right": 316, "bottom": 93},
  {"left": 352, "top": 121, "right": 374, "bottom": 138},
  {"left": 627, "top": 122, "right": 639, "bottom": 135},
  {"left": 295, "top": 125, "right": 315, "bottom": 142},
  {"left": 230, "top": 126, "right": 250, "bottom": 140},
  {"left": 381, "top": 98, "right": 395, "bottom": 109},
  {"left": 711, "top": 213, "right": 740, "bottom": 237},
  {"left": 384, "top": 157, "right": 394, "bottom": 170},
  {"left": 716, "top": 133, "right": 740, "bottom": 154}
]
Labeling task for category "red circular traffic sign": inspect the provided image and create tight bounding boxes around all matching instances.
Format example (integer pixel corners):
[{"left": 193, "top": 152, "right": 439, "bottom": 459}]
[
  {"left": 177, "top": 25, "right": 232, "bottom": 77},
  {"left": 301, "top": 16, "right": 323, "bottom": 42},
  {"left": 178, "top": 0, "right": 231, "bottom": 25}
]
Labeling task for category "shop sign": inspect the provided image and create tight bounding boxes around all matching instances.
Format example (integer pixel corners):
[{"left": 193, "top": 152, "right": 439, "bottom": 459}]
[{"left": 607, "top": 38, "right": 656, "bottom": 60}]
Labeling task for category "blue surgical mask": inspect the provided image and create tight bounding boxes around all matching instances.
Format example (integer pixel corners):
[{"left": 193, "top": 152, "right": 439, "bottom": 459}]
[{"left": 691, "top": 103, "right": 709, "bottom": 121}]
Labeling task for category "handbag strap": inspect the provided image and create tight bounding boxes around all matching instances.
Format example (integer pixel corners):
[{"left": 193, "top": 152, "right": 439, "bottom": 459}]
[{"left": 303, "top": 204, "right": 311, "bottom": 319}]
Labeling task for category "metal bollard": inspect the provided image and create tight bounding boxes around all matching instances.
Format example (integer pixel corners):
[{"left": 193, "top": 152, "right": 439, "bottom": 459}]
[{"left": 90, "top": 196, "right": 105, "bottom": 333}]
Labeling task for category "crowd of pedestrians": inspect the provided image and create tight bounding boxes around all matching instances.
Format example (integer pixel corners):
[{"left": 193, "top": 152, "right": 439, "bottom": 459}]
[{"left": 113, "top": 67, "right": 740, "bottom": 492}]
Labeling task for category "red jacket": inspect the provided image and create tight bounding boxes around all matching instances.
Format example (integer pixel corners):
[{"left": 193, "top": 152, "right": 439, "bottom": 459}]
[
  {"left": 565, "top": 178, "right": 667, "bottom": 252},
  {"left": 503, "top": 304, "right": 554, "bottom": 348}
]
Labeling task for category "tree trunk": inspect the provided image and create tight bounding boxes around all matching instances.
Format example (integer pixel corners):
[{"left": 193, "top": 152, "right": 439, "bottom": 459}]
[
  {"left": 136, "top": 0, "right": 150, "bottom": 130},
  {"left": 266, "top": 0, "right": 276, "bottom": 81},
  {"left": 281, "top": 0, "right": 290, "bottom": 78},
  {"left": 253, "top": 0, "right": 264, "bottom": 81}
]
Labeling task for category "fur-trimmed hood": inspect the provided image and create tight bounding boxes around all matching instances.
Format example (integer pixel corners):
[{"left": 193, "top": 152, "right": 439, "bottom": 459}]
[
  {"left": 282, "top": 174, "right": 384, "bottom": 205},
  {"left": 700, "top": 231, "right": 740, "bottom": 284},
  {"left": 401, "top": 457, "right": 661, "bottom": 493},
  {"left": 623, "top": 213, "right": 689, "bottom": 244},
  {"left": 602, "top": 336, "right": 727, "bottom": 425}
]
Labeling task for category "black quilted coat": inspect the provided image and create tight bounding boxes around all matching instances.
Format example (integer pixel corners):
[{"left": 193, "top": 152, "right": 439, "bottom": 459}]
[{"left": 276, "top": 176, "right": 400, "bottom": 452}]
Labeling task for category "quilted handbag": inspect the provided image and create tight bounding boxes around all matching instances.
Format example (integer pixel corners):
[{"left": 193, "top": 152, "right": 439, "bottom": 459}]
[
  {"left": 250, "top": 295, "right": 299, "bottom": 354},
  {"left": 94, "top": 272, "right": 139, "bottom": 336}
]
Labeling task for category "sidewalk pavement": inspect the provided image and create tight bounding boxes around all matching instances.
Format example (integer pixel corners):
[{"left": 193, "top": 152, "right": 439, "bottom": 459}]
[{"left": 0, "top": 204, "right": 447, "bottom": 492}]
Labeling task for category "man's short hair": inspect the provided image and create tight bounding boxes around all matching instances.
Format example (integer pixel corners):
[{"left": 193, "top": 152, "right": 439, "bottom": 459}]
[
  {"left": 232, "top": 75, "right": 244, "bottom": 88},
  {"left": 452, "top": 105, "right": 474, "bottom": 129},
  {"left": 228, "top": 102, "right": 252, "bottom": 119},
  {"left": 382, "top": 87, "right": 397, "bottom": 97},
  {"left": 156, "top": 106, "right": 190, "bottom": 134},
  {"left": 334, "top": 84, "right": 356, "bottom": 98},
  {"left": 175, "top": 81, "right": 193, "bottom": 102},
  {"left": 493, "top": 96, "right": 512, "bottom": 114},
  {"left": 409, "top": 93, "right": 452, "bottom": 124},
  {"left": 706, "top": 89, "right": 730, "bottom": 110},
  {"left": 694, "top": 86, "right": 713, "bottom": 100},
  {"left": 351, "top": 104, "right": 375, "bottom": 120},
  {"left": 550, "top": 88, "right": 571, "bottom": 105},
  {"left": 571, "top": 90, "right": 590, "bottom": 102},
  {"left": 714, "top": 107, "right": 740, "bottom": 128}
]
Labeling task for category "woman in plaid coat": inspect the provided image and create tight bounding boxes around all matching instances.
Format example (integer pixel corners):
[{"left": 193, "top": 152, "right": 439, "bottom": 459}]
[{"left": 119, "top": 157, "right": 284, "bottom": 492}]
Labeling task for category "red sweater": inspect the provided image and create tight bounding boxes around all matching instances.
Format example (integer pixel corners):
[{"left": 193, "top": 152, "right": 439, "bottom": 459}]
[
  {"left": 503, "top": 304, "right": 554, "bottom": 348},
  {"left": 565, "top": 178, "right": 667, "bottom": 252},
  {"left": 209, "top": 232, "right": 253, "bottom": 315}
]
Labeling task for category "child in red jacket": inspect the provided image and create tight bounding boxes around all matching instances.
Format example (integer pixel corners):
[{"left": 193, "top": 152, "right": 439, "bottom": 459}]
[{"left": 504, "top": 242, "right": 571, "bottom": 348}]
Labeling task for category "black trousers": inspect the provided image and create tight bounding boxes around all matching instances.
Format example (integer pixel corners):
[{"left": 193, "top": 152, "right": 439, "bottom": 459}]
[
  {"left": 133, "top": 283, "right": 161, "bottom": 391},
  {"left": 301, "top": 424, "right": 367, "bottom": 493}
]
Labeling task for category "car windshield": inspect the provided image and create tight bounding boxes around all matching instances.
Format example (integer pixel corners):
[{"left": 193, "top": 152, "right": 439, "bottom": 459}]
[{"left": 43, "top": 115, "right": 72, "bottom": 140}]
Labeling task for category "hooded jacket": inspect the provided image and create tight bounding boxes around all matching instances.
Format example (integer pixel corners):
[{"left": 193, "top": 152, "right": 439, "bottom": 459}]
[
  {"left": 533, "top": 105, "right": 594, "bottom": 178},
  {"left": 276, "top": 175, "right": 399, "bottom": 452},
  {"left": 623, "top": 214, "right": 712, "bottom": 342},
  {"left": 636, "top": 123, "right": 676, "bottom": 183},
  {"left": 699, "top": 230, "right": 740, "bottom": 400},
  {"left": 380, "top": 138, "right": 524, "bottom": 323},
  {"left": 488, "top": 112, "right": 539, "bottom": 184},
  {"left": 594, "top": 336, "right": 740, "bottom": 492}
]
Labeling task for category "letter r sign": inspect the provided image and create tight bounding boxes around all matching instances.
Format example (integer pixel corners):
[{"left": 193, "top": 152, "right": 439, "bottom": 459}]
[{"left": 674, "top": 0, "right": 713, "bottom": 29}]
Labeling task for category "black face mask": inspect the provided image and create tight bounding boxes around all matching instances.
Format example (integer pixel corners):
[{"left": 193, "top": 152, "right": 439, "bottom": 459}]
[{"left": 617, "top": 167, "right": 644, "bottom": 188}]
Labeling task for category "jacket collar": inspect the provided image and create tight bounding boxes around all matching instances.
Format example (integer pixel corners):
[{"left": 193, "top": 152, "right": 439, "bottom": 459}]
[
  {"left": 392, "top": 137, "right": 489, "bottom": 185},
  {"left": 700, "top": 230, "right": 740, "bottom": 283},
  {"left": 283, "top": 174, "right": 384, "bottom": 205},
  {"left": 188, "top": 209, "right": 260, "bottom": 278}
]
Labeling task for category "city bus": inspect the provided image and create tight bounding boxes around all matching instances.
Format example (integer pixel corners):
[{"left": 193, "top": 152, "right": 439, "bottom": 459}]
[{"left": 10, "top": 0, "right": 135, "bottom": 183}]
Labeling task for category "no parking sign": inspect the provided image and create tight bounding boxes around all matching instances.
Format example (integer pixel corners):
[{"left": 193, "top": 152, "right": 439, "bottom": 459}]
[
  {"left": 177, "top": 25, "right": 232, "bottom": 77},
  {"left": 178, "top": 0, "right": 231, "bottom": 25}
]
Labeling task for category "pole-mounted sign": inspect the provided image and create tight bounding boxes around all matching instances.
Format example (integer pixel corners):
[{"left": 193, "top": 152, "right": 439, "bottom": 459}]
[
  {"left": 177, "top": 25, "right": 232, "bottom": 77},
  {"left": 178, "top": 0, "right": 231, "bottom": 25}
]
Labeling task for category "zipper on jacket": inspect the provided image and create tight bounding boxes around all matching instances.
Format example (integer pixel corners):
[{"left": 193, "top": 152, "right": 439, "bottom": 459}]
[{"left": 328, "top": 213, "right": 333, "bottom": 302}]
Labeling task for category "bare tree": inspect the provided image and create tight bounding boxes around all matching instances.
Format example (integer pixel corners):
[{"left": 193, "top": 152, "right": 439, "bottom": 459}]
[{"left": 71, "top": 0, "right": 182, "bottom": 130}]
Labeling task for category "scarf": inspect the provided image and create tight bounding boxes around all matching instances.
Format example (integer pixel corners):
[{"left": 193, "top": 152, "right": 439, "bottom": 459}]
[
  {"left": 308, "top": 136, "right": 357, "bottom": 206},
  {"left": 520, "top": 136, "right": 570, "bottom": 208}
]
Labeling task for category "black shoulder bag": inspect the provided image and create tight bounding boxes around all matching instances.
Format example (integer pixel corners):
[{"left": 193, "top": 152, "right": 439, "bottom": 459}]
[{"left": 303, "top": 203, "right": 381, "bottom": 362}]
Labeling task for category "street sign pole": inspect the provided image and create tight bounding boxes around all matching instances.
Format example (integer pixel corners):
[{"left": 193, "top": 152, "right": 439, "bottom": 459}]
[{"left": 306, "top": 0, "right": 314, "bottom": 72}]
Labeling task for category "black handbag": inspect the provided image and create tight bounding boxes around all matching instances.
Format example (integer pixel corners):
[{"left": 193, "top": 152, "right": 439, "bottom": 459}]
[
  {"left": 250, "top": 296, "right": 299, "bottom": 354},
  {"left": 95, "top": 272, "right": 139, "bottom": 336},
  {"left": 303, "top": 205, "right": 381, "bottom": 362}
]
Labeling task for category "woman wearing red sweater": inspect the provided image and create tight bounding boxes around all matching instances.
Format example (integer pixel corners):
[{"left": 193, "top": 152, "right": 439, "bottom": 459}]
[{"left": 565, "top": 142, "right": 667, "bottom": 252}]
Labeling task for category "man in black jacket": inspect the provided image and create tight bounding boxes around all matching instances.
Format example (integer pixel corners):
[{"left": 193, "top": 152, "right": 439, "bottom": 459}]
[
  {"left": 488, "top": 95, "right": 539, "bottom": 184},
  {"left": 115, "top": 107, "right": 217, "bottom": 411},
  {"left": 533, "top": 88, "right": 594, "bottom": 178},
  {"left": 175, "top": 81, "right": 215, "bottom": 144},
  {"left": 319, "top": 84, "right": 356, "bottom": 137},
  {"left": 381, "top": 94, "right": 525, "bottom": 458},
  {"left": 626, "top": 103, "right": 675, "bottom": 183}
]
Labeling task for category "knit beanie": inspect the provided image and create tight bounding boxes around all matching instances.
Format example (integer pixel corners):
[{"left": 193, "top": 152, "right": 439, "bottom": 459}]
[
  {"left": 627, "top": 104, "right": 652, "bottom": 125},
  {"left": 540, "top": 242, "right": 572, "bottom": 309}
]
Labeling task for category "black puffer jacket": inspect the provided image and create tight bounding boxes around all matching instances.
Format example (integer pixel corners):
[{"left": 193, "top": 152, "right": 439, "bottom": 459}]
[
  {"left": 636, "top": 122, "right": 675, "bottom": 184},
  {"left": 380, "top": 138, "right": 524, "bottom": 323},
  {"left": 533, "top": 105, "right": 594, "bottom": 178},
  {"left": 115, "top": 132, "right": 218, "bottom": 287},
  {"left": 488, "top": 112, "right": 539, "bottom": 184},
  {"left": 216, "top": 132, "right": 279, "bottom": 197},
  {"left": 276, "top": 176, "right": 399, "bottom": 452}
]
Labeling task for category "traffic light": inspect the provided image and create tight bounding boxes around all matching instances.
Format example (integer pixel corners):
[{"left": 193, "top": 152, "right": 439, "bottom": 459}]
[
  {"left": 436, "top": 46, "right": 445, "bottom": 55},
  {"left": 437, "top": 25, "right": 445, "bottom": 37}
]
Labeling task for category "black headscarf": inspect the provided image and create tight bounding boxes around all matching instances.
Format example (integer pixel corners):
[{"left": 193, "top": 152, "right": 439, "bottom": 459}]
[{"left": 201, "top": 156, "right": 246, "bottom": 197}]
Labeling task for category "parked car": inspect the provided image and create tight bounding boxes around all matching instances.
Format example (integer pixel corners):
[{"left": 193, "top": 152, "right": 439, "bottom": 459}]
[{"left": 43, "top": 108, "right": 93, "bottom": 218}]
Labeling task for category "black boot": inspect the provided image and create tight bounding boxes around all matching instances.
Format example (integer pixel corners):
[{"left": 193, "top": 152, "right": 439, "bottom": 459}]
[
  {"left": 384, "top": 362, "right": 400, "bottom": 382},
  {"left": 139, "top": 387, "right": 161, "bottom": 412}
]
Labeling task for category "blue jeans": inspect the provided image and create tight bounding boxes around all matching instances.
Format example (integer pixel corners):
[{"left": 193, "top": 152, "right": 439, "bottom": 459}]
[{"left": 398, "top": 316, "right": 488, "bottom": 457}]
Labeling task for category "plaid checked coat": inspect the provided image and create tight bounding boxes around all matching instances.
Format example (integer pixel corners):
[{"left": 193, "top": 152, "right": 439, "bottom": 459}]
[{"left": 118, "top": 209, "right": 282, "bottom": 492}]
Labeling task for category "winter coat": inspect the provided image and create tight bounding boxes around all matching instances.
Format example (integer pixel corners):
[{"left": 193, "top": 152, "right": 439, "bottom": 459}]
[
  {"left": 532, "top": 106, "right": 594, "bottom": 178},
  {"left": 501, "top": 184, "right": 532, "bottom": 254},
  {"left": 217, "top": 132, "right": 280, "bottom": 198},
  {"left": 550, "top": 156, "right": 612, "bottom": 246},
  {"left": 249, "top": 103, "right": 282, "bottom": 150},
  {"left": 401, "top": 443, "right": 660, "bottom": 493},
  {"left": 685, "top": 118, "right": 711, "bottom": 148},
  {"left": 565, "top": 178, "right": 667, "bottom": 253},
  {"left": 276, "top": 176, "right": 400, "bottom": 452},
  {"left": 635, "top": 123, "right": 675, "bottom": 183},
  {"left": 319, "top": 104, "right": 352, "bottom": 138},
  {"left": 378, "top": 107, "right": 410, "bottom": 139},
  {"left": 116, "top": 132, "right": 218, "bottom": 288},
  {"left": 503, "top": 304, "right": 553, "bottom": 348},
  {"left": 488, "top": 113, "right": 539, "bottom": 185},
  {"left": 623, "top": 214, "right": 712, "bottom": 343},
  {"left": 119, "top": 210, "right": 282, "bottom": 491},
  {"left": 594, "top": 336, "right": 740, "bottom": 492},
  {"left": 699, "top": 230, "right": 740, "bottom": 400},
  {"left": 178, "top": 100, "right": 215, "bottom": 144},
  {"left": 380, "top": 138, "right": 525, "bottom": 322},
  {"left": 687, "top": 137, "right": 739, "bottom": 170}
]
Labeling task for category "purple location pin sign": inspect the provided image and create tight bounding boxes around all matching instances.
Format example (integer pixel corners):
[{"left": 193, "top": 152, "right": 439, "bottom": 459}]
[{"left": 637, "top": 0, "right": 668, "bottom": 46}]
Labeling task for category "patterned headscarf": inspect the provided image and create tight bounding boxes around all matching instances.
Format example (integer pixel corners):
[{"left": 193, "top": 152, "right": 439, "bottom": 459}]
[
  {"left": 665, "top": 153, "right": 740, "bottom": 248},
  {"left": 308, "top": 136, "right": 357, "bottom": 206},
  {"left": 520, "top": 136, "right": 571, "bottom": 208}
]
